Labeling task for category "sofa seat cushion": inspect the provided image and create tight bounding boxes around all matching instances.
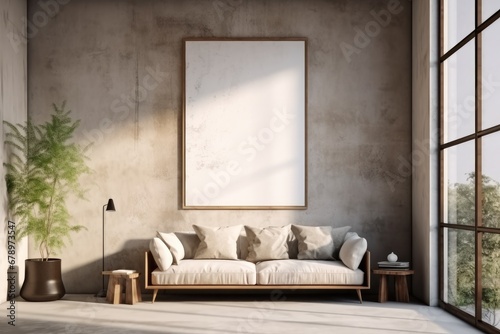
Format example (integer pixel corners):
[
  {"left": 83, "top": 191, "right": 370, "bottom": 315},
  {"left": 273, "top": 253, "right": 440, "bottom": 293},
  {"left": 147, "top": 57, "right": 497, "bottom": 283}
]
[
  {"left": 151, "top": 259, "right": 256, "bottom": 285},
  {"left": 256, "top": 260, "right": 364, "bottom": 285}
]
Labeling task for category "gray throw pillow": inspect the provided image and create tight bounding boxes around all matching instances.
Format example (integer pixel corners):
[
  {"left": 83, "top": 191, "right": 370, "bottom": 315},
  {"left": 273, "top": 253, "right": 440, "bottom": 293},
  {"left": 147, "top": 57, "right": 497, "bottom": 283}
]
[
  {"left": 174, "top": 232, "right": 201, "bottom": 259},
  {"left": 331, "top": 226, "right": 352, "bottom": 259},
  {"left": 291, "top": 225, "right": 335, "bottom": 260}
]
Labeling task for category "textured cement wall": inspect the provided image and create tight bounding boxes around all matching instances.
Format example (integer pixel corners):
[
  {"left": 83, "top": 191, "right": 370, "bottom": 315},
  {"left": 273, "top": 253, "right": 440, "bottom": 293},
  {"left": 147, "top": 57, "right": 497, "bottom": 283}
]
[
  {"left": 412, "top": 0, "right": 439, "bottom": 306},
  {"left": 27, "top": 0, "right": 412, "bottom": 294},
  {"left": 1, "top": 0, "right": 28, "bottom": 304}
]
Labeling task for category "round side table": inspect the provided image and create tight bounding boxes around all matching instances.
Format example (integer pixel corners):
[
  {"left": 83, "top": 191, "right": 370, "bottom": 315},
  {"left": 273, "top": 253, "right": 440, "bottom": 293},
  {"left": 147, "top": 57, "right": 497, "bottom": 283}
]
[{"left": 372, "top": 268, "right": 414, "bottom": 303}]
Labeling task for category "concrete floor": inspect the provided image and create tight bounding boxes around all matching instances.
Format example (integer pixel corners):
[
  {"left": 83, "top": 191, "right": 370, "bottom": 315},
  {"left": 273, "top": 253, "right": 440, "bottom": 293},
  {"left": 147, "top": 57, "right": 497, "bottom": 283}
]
[{"left": 0, "top": 293, "right": 483, "bottom": 334}]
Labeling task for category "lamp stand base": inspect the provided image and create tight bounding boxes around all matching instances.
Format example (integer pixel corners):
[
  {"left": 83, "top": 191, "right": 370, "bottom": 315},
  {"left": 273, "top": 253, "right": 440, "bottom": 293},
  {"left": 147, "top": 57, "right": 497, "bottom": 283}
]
[{"left": 96, "top": 289, "right": 107, "bottom": 298}]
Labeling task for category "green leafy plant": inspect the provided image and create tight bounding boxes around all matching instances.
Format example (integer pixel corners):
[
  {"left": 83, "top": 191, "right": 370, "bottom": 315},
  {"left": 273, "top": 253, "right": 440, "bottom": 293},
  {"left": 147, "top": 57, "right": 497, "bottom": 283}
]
[
  {"left": 4, "top": 102, "right": 89, "bottom": 260},
  {"left": 448, "top": 172, "right": 500, "bottom": 326}
]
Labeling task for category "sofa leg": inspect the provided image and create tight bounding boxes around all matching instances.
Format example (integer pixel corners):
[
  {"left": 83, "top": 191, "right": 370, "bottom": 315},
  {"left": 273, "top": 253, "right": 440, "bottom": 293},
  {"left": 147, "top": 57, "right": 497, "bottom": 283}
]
[
  {"left": 356, "top": 289, "right": 363, "bottom": 304},
  {"left": 152, "top": 289, "right": 158, "bottom": 303}
]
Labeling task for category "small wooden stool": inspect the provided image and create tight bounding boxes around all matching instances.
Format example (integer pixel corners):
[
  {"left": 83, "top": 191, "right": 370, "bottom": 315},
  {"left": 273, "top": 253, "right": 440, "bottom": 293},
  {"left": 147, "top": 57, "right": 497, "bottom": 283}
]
[
  {"left": 102, "top": 271, "right": 142, "bottom": 305},
  {"left": 372, "top": 268, "right": 414, "bottom": 303}
]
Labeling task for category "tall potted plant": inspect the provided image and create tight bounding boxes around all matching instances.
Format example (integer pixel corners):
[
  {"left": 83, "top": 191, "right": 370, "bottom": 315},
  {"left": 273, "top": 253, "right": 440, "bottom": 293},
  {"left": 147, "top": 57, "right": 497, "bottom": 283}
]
[{"left": 3, "top": 102, "right": 89, "bottom": 301}]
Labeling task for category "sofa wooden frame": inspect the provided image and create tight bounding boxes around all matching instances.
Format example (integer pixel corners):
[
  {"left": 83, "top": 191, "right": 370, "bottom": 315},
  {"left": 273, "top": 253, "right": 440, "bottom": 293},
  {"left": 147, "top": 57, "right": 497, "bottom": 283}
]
[{"left": 144, "top": 251, "right": 371, "bottom": 303}]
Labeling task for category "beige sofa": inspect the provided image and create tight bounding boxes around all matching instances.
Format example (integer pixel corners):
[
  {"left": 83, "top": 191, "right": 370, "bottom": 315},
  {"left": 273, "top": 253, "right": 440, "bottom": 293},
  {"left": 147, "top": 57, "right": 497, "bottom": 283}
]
[{"left": 145, "top": 225, "right": 370, "bottom": 303}]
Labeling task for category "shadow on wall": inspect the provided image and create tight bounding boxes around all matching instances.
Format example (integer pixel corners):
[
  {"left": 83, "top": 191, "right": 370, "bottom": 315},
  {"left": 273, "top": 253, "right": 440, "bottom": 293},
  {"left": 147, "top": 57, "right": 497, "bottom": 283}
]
[{"left": 62, "top": 239, "right": 149, "bottom": 294}]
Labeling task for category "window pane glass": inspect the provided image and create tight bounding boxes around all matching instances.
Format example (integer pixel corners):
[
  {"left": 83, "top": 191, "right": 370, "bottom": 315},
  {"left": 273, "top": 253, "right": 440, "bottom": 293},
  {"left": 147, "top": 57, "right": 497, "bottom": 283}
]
[
  {"left": 444, "top": 228, "right": 475, "bottom": 316},
  {"left": 443, "top": 0, "right": 475, "bottom": 53},
  {"left": 482, "top": 132, "right": 500, "bottom": 228},
  {"left": 482, "top": 232, "right": 500, "bottom": 329},
  {"left": 443, "top": 141, "right": 475, "bottom": 225},
  {"left": 443, "top": 40, "right": 475, "bottom": 143},
  {"left": 481, "top": 19, "right": 500, "bottom": 130},
  {"left": 482, "top": 0, "right": 500, "bottom": 23}
]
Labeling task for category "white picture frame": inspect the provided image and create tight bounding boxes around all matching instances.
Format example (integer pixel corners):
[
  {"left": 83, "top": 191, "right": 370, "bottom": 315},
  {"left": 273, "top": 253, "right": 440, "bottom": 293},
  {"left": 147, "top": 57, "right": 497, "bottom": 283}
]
[{"left": 183, "top": 38, "right": 307, "bottom": 209}]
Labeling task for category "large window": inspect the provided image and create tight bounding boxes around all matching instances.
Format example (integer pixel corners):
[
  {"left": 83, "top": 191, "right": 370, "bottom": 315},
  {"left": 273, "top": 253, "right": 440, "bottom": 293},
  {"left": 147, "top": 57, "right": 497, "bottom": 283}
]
[{"left": 440, "top": 1, "right": 500, "bottom": 333}]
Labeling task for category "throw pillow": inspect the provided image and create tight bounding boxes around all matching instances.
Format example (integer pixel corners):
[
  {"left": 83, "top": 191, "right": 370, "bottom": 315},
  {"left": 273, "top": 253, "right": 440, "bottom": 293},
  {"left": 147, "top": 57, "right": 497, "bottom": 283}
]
[
  {"left": 291, "top": 225, "right": 335, "bottom": 260},
  {"left": 344, "top": 231, "right": 359, "bottom": 241},
  {"left": 245, "top": 226, "right": 289, "bottom": 262},
  {"left": 283, "top": 224, "right": 299, "bottom": 259},
  {"left": 174, "top": 232, "right": 201, "bottom": 259},
  {"left": 239, "top": 231, "right": 249, "bottom": 260},
  {"left": 149, "top": 237, "right": 173, "bottom": 271},
  {"left": 157, "top": 231, "right": 185, "bottom": 264},
  {"left": 339, "top": 234, "right": 368, "bottom": 270},
  {"left": 331, "top": 226, "right": 352, "bottom": 259},
  {"left": 193, "top": 225, "right": 242, "bottom": 260}
]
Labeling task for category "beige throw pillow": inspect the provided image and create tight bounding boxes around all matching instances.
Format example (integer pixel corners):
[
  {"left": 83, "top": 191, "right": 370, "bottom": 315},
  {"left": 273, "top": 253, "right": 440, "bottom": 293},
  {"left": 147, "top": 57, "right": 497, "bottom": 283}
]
[
  {"left": 157, "top": 232, "right": 185, "bottom": 264},
  {"left": 149, "top": 237, "right": 173, "bottom": 271},
  {"left": 245, "top": 226, "right": 289, "bottom": 262},
  {"left": 193, "top": 225, "right": 242, "bottom": 260},
  {"left": 291, "top": 225, "right": 335, "bottom": 260},
  {"left": 339, "top": 234, "right": 368, "bottom": 270}
]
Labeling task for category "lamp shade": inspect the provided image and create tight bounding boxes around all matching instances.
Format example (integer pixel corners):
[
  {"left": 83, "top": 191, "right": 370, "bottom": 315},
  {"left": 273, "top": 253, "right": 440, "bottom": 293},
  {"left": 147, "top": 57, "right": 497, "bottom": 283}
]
[{"left": 106, "top": 198, "right": 116, "bottom": 211}]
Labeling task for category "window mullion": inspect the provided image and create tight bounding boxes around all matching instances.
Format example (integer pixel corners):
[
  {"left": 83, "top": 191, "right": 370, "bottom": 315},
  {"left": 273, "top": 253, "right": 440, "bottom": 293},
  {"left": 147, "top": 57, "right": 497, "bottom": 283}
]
[{"left": 475, "top": 0, "right": 482, "bottom": 325}]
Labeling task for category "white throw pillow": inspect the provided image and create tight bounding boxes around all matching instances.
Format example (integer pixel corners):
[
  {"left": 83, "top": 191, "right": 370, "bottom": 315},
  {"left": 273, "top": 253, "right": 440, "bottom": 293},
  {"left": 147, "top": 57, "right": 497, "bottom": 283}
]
[
  {"left": 245, "top": 226, "right": 289, "bottom": 262},
  {"left": 149, "top": 237, "right": 173, "bottom": 271},
  {"left": 157, "top": 231, "right": 185, "bottom": 264},
  {"left": 339, "top": 234, "right": 368, "bottom": 270},
  {"left": 344, "top": 231, "right": 359, "bottom": 242},
  {"left": 291, "top": 225, "right": 335, "bottom": 260},
  {"left": 193, "top": 225, "right": 242, "bottom": 260}
]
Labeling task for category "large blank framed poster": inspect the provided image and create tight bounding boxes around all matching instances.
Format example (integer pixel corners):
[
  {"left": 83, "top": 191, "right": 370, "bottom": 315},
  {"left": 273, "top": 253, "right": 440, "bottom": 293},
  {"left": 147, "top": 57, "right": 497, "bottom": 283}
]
[{"left": 183, "top": 38, "right": 307, "bottom": 209}]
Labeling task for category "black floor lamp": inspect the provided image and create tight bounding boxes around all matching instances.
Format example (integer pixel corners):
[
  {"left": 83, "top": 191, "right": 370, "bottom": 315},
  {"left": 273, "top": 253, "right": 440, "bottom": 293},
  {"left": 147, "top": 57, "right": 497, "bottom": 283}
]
[{"left": 96, "top": 198, "right": 116, "bottom": 297}]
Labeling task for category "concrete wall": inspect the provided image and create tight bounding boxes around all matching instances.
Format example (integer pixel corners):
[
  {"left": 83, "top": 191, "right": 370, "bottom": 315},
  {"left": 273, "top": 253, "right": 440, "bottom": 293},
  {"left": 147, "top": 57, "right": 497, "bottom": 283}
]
[
  {"left": 1, "top": 0, "right": 28, "bottom": 303},
  {"left": 27, "top": 0, "right": 412, "bottom": 294},
  {"left": 412, "top": 0, "right": 439, "bottom": 306}
]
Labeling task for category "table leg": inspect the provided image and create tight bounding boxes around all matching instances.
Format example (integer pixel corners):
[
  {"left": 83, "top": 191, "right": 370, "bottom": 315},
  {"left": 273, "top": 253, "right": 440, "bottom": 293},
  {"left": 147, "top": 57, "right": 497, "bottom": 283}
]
[
  {"left": 395, "top": 276, "right": 409, "bottom": 303},
  {"left": 135, "top": 278, "right": 142, "bottom": 302},
  {"left": 126, "top": 278, "right": 133, "bottom": 304},
  {"left": 378, "top": 274, "right": 388, "bottom": 303},
  {"left": 106, "top": 276, "right": 114, "bottom": 303},
  {"left": 112, "top": 277, "right": 122, "bottom": 304}
]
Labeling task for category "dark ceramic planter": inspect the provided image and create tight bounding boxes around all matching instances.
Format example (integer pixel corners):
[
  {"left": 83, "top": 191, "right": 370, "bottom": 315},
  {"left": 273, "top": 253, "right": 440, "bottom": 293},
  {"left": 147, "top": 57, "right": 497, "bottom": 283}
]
[{"left": 20, "top": 258, "right": 65, "bottom": 302}]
